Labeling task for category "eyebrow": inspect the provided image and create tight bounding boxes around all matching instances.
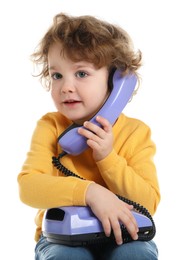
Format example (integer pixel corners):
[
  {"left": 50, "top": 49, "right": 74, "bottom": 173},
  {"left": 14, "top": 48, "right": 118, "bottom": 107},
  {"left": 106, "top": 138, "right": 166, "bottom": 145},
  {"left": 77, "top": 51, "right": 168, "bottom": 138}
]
[
  {"left": 73, "top": 63, "right": 94, "bottom": 70},
  {"left": 48, "top": 63, "right": 94, "bottom": 71},
  {"left": 48, "top": 66, "right": 56, "bottom": 70}
]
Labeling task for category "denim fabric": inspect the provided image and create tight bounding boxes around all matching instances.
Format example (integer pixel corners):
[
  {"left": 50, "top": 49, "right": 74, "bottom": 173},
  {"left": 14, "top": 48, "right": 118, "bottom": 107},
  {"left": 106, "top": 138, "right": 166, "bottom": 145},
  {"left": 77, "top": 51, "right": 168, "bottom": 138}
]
[{"left": 35, "top": 236, "right": 158, "bottom": 260}]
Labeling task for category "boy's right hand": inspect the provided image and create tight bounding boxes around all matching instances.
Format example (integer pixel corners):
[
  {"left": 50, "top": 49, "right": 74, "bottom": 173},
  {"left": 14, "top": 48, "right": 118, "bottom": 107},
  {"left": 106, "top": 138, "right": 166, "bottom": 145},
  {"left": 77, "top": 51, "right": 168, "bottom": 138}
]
[{"left": 85, "top": 183, "right": 138, "bottom": 245}]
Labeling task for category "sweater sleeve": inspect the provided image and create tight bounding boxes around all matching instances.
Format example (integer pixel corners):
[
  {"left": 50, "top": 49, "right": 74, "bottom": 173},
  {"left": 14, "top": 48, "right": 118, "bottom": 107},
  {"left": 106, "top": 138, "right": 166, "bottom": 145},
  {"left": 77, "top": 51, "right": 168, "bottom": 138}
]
[
  {"left": 96, "top": 120, "right": 160, "bottom": 215},
  {"left": 17, "top": 113, "right": 92, "bottom": 209}
]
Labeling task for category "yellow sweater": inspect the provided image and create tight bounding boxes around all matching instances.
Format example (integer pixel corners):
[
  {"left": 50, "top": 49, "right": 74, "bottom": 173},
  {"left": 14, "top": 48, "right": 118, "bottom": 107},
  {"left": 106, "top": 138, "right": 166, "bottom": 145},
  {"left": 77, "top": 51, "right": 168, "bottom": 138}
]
[{"left": 17, "top": 112, "right": 160, "bottom": 241}]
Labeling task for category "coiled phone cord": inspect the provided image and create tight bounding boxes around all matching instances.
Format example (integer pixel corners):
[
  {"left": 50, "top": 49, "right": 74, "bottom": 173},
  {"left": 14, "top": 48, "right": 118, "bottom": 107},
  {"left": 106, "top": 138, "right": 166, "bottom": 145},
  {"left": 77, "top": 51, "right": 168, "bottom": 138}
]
[{"left": 52, "top": 151, "right": 156, "bottom": 242}]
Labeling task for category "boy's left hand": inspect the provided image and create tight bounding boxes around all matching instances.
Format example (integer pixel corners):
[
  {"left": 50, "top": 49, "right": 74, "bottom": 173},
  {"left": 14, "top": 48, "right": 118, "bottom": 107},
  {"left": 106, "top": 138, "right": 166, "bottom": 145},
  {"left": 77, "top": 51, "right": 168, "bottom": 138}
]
[{"left": 78, "top": 115, "right": 113, "bottom": 161}]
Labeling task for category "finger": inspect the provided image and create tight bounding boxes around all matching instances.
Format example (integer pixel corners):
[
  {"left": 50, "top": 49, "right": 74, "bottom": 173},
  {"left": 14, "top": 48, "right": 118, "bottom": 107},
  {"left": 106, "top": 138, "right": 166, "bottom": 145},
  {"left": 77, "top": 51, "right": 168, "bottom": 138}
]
[
  {"left": 121, "top": 212, "right": 138, "bottom": 240},
  {"left": 95, "top": 115, "right": 112, "bottom": 133},
  {"left": 110, "top": 218, "right": 123, "bottom": 245},
  {"left": 78, "top": 125, "right": 101, "bottom": 142},
  {"left": 121, "top": 202, "right": 138, "bottom": 229},
  {"left": 130, "top": 212, "right": 139, "bottom": 232},
  {"left": 101, "top": 218, "right": 111, "bottom": 237},
  {"left": 83, "top": 121, "right": 105, "bottom": 139}
]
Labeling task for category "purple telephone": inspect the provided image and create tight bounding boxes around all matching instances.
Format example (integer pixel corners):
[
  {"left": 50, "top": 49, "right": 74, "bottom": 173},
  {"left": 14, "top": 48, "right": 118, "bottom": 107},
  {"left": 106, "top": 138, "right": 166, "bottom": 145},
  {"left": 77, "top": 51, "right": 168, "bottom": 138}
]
[
  {"left": 58, "top": 69, "right": 137, "bottom": 155},
  {"left": 47, "top": 70, "right": 156, "bottom": 246},
  {"left": 43, "top": 206, "right": 155, "bottom": 246}
]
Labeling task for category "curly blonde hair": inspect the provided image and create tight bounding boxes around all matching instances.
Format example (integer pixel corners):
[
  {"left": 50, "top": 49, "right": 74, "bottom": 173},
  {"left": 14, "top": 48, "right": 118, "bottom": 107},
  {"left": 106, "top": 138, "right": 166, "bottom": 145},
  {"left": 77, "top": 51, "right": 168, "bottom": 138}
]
[{"left": 31, "top": 12, "right": 142, "bottom": 90}]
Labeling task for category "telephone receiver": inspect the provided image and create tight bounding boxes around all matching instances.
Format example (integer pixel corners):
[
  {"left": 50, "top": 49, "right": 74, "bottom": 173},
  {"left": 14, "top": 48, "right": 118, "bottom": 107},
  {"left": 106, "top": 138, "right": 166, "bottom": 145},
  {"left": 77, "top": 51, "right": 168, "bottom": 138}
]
[{"left": 58, "top": 69, "right": 137, "bottom": 155}]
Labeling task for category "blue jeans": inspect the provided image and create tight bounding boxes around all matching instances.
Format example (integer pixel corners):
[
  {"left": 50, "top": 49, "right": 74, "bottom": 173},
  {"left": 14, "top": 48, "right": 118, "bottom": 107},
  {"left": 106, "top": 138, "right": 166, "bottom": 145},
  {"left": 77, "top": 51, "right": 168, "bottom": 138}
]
[{"left": 35, "top": 236, "right": 158, "bottom": 259}]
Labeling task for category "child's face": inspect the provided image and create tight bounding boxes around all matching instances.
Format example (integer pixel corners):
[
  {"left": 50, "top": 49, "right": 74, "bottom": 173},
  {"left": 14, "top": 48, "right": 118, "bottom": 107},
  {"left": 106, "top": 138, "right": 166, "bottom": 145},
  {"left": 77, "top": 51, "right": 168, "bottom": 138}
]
[{"left": 48, "top": 43, "right": 109, "bottom": 125}]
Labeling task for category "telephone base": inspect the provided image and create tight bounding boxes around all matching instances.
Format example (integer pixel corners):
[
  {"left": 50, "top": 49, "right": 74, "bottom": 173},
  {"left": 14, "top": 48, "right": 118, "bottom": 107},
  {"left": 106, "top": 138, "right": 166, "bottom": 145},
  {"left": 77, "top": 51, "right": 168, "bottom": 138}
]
[{"left": 42, "top": 206, "right": 155, "bottom": 246}]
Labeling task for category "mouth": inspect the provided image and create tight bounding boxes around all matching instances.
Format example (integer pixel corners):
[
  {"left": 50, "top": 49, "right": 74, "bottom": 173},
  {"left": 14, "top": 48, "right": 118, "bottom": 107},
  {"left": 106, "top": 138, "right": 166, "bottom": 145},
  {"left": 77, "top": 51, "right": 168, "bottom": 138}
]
[{"left": 63, "top": 99, "right": 82, "bottom": 106}]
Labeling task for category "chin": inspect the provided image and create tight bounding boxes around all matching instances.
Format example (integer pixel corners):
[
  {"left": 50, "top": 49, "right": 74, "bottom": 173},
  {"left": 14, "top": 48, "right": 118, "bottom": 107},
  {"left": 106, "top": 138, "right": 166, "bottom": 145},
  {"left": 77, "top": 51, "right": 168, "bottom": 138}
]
[{"left": 64, "top": 113, "right": 91, "bottom": 125}]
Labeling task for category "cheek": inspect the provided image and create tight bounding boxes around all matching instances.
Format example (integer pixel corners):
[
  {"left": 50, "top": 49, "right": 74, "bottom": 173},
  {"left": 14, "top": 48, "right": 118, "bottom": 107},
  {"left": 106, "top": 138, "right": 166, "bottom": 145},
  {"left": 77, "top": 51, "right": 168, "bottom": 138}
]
[
  {"left": 98, "top": 86, "right": 109, "bottom": 102},
  {"left": 51, "top": 86, "right": 58, "bottom": 97},
  {"left": 92, "top": 89, "right": 109, "bottom": 109},
  {"left": 50, "top": 90, "right": 55, "bottom": 101},
  {"left": 51, "top": 89, "right": 59, "bottom": 103}
]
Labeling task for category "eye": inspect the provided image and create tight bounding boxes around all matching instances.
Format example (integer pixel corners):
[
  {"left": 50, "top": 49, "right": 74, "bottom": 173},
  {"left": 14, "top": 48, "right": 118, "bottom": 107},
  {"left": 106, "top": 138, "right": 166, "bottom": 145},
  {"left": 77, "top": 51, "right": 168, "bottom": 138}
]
[
  {"left": 51, "top": 72, "right": 62, "bottom": 80},
  {"left": 76, "top": 71, "right": 88, "bottom": 78}
]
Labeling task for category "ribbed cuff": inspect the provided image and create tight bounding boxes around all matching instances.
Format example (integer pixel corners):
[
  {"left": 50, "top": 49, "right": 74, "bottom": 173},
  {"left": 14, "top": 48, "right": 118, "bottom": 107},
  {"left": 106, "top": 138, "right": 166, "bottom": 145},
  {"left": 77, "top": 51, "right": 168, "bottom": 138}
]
[
  {"left": 73, "top": 180, "right": 94, "bottom": 206},
  {"left": 96, "top": 149, "right": 120, "bottom": 173}
]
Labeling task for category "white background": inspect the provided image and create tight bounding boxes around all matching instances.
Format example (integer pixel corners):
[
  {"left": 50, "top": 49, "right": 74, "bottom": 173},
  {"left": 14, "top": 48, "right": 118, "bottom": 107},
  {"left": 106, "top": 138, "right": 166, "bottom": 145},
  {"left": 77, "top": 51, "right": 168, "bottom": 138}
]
[{"left": 0, "top": 0, "right": 187, "bottom": 259}]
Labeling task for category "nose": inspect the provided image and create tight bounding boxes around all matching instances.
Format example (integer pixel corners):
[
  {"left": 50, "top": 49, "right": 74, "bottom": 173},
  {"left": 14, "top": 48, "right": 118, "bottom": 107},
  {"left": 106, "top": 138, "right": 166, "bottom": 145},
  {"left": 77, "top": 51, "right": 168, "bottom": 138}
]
[{"left": 61, "top": 78, "right": 75, "bottom": 93}]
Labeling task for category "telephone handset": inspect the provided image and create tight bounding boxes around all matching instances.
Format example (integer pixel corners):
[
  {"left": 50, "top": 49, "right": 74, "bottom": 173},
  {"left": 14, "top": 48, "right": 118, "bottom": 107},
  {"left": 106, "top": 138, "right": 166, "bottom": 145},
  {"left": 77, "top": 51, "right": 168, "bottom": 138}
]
[{"left": 58, "top": 70, "right": 137, "bottom": 155}]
